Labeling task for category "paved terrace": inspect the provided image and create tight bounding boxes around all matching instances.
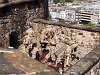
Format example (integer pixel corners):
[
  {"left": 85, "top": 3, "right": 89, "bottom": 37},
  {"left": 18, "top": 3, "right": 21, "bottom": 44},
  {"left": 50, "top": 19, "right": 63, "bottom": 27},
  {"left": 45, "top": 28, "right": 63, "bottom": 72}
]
[{"left": 0, "top": 49, "right": 55, "bottom": 74}]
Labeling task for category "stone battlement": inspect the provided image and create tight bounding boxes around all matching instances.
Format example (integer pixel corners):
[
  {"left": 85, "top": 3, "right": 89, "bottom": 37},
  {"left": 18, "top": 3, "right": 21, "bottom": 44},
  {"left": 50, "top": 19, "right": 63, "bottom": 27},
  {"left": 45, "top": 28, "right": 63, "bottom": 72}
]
[
  {"left": 65, "top": 45, "right": 100, "bottom": 75},
  {"left": 33, "top": 19, "right": 100, "bottom": 33},
  {"left": 0, "top": 0, "right": 99, "bottom": 75},
  {"left": 19, "top": 19, "right": 100, "bottom": 75},
  {"left": 0, "top": 0, "right": 35, "bottom": 4},
  {"left": 0, "top": 0, "right": 48, "bottom": 47}
]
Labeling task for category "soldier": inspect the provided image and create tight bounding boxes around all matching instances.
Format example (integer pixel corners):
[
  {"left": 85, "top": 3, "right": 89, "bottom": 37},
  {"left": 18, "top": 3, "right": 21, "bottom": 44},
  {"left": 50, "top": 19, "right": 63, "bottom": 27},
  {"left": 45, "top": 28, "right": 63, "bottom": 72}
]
[
  {"left": 35, "top": 51, "right": 40, "bottom": 61},
  {"left": 28, "top": 43, "right": 37, "bottom": 57},
  {"left": 64, "top": 45, "right": 72, "bottom": 68},
  {"left": 64, "top": 43, "right": 78, "bottom": 68}
]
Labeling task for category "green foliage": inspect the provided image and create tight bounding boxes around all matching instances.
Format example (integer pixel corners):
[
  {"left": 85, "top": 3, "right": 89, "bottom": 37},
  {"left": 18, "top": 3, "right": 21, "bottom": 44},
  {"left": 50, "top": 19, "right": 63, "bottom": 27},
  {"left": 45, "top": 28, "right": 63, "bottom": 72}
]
[
  {"left": 59, "top": 19, "right": 65, "bottom": 23},
  {"left": 53, "top": 0, "right": 60, "bottom": 4},
  {"left": 59, "top": 0, "right": 65, "bottom": 3},
  {"left": 48, "top": 12, "right": 51, "bottom": 20},
  {"left": 70, "top": 21, "right": 77, "bottom": 24},
  {"left": 53, "top": 0, "right": 87, "bottom": 4},
  {"left": 83, "top": 22, "right": 95, "bottom": 27},
  {"left": 80, "top": 0, "right": 87, "bottom": 1},
  {"left": 53, "top": 0, "right": 74, "bottom": 4},
  {"left": 65, "top": 0, "right": 73, "bottom": 2}
]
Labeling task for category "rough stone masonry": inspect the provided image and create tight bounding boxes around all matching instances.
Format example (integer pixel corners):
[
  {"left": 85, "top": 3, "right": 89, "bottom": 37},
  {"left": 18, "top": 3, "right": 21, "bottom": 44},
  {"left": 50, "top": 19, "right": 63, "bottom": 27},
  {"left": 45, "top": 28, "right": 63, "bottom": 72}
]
[
  {"left": 0, "top": 0, "right": 48, "bottom": 48},
  {"left": 0, "top": 0, "right": 99, "bottom": 75},
  {"left": 21, "top": 19, "right": 100, "bottom": 59},
  {"left": 19, "top": 19, "right": 100, "bottom": 74}
]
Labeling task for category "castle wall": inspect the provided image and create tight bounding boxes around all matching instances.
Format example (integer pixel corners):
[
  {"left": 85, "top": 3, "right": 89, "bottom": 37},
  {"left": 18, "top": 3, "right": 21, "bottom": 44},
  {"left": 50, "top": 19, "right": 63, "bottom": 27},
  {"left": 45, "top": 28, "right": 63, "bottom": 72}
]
[
  {"left": 22, "top": 19, "right": 100, "bottom": 58},
  {"left": 19, "top": 19, "right": 100, "bottom": 75},
  {"left": 19, "top": 19, "right": 100, "bottom": 74},
  {"left": 0, "top": 0, "right": 48, "bottom": 47}
]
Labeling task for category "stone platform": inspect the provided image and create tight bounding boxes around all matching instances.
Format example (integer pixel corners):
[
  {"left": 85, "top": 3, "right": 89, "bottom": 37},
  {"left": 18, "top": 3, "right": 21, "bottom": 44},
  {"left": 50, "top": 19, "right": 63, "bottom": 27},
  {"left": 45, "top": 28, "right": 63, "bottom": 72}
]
[{"left": 0, "top": 49, "right": 55, "bottom": 74}]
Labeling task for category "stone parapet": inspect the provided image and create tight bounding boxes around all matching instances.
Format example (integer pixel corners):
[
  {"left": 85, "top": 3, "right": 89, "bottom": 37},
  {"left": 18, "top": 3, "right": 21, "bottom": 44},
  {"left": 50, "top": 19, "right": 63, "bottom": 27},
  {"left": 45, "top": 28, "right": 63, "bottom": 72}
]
[
  {"left": 0, "top": 0, "right": 35, "bottom": 8},
  {"left": 23, "top": 19, "right": 100, "bottom": 74},
  {"left": 64, "top": 45, "right": 100, "bottom": 75},
  {"left": 31, "top": 19, "right": 100, "bottom": 57},
  {"left": 33, "top": 19, "right": 100, "bottom": 33},
  {"left": 0, "top": 0, "right": 48, "bottom": 47}
]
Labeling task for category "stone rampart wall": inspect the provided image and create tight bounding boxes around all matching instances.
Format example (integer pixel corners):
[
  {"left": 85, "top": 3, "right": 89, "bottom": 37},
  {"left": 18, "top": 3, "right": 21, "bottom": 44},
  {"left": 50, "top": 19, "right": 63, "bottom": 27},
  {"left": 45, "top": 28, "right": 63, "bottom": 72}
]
[
  {"left": 86, "top": 61, "right": 100, "bottom": 75},
  {"left": 19, "top": 19, "right": 100, "bottom": 74},
  {"left": 22, "top": 19, "right": 100, "bottom": 58},
  {"left": 0, "top": 0, "right": 48, "bottom": 47}
]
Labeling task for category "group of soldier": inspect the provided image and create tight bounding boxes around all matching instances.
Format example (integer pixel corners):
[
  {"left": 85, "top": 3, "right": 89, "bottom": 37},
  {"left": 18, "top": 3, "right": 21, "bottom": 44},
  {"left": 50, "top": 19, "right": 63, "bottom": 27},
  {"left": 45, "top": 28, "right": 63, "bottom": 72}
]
[
  {"left": 23, "top": 27, "right": 79, "bottom": 74},
  {"left": 33, "top": 40, "right": 79, "bottom": 74}
]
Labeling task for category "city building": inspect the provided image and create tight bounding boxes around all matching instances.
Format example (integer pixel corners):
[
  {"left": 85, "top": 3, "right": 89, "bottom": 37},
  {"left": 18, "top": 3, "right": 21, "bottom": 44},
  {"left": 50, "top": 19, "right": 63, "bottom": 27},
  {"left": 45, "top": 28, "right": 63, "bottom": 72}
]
[
  {"left": 49, "top": 0, "right": 100, "bottom": 25},
  {"left": 49, "top": 2, "right": 82, "bottom": 22},
  {"left": 76, "top": 1, "right": 100, "bottom": 24}
]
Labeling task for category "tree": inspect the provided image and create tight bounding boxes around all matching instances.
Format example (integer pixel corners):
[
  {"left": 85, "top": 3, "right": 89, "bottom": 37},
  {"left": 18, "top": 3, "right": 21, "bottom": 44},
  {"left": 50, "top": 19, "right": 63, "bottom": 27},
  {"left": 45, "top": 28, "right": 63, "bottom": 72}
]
[
  {"left": 53, "top": 0, "right": 60, "bottom": 4},
  {"left": 83, "top": 22, "right": 95, "bottom": 27},
  {"left": 59, "top": 0, "right": 65, "bottom": 3},
  {"left": 66, "top": 0, "right": 73, "bottom": 2},
  {"left": 59, "top": 19, "right": 65, "bottom": 23},
  {"left": 65, "top": 0, "right": 73, "bottom": 2},
  {"left": 48, "top": 12, "right": 51, "bottom": 20}
]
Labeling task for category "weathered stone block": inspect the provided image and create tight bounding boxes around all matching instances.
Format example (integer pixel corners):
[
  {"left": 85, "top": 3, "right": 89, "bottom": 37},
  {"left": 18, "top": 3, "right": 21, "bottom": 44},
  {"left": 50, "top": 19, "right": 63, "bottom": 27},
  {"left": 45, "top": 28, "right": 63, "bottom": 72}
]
[{"left": 0, "top": 0, "right": 48, "bottom": 48}]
